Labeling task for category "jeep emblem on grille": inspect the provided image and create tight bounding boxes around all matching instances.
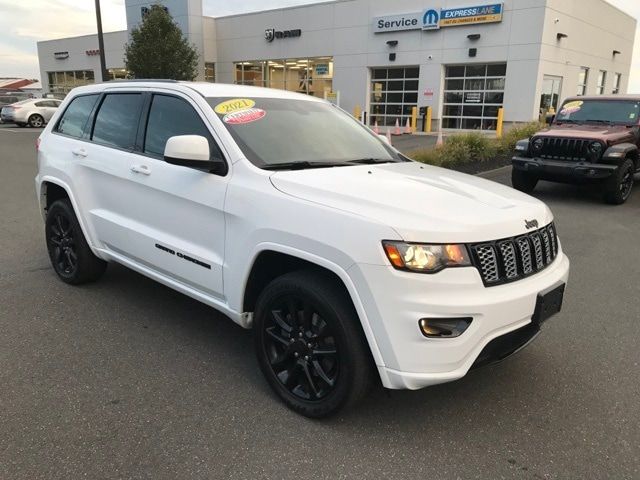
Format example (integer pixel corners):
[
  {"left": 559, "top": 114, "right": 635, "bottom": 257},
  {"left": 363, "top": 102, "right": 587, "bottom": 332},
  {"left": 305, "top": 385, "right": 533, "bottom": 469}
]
[{"left": 524, "top": 219, "right": 539, "bottom": 230}]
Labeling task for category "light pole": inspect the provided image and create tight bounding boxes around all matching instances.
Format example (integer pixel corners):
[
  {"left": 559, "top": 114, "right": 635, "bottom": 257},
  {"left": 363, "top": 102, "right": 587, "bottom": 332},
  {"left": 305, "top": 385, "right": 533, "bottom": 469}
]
[{"left": 94, "top": 0, "right": 109, "bottom": 82}]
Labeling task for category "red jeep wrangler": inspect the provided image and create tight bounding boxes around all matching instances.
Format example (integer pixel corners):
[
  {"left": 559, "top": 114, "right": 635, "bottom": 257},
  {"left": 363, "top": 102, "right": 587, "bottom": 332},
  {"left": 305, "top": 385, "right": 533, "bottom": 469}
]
[{"left": 512, "top": 95, "right": 639, "bottom": 204}]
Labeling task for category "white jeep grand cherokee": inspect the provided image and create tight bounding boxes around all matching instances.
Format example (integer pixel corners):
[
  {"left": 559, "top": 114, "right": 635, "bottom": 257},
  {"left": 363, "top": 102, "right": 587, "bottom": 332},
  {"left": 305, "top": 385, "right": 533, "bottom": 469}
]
[{"left": 36, "top": 81, "right": 570, "bottom": 417}]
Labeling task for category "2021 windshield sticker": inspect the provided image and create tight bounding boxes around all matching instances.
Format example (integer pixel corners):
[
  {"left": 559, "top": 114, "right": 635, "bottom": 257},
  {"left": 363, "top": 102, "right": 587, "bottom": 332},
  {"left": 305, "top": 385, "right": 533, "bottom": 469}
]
[
  {"left": 560, "top": 100, "right": 583, "bottom": 115},
  {"left": 214, "top": 98, "right": 256, "bottom": 115}
]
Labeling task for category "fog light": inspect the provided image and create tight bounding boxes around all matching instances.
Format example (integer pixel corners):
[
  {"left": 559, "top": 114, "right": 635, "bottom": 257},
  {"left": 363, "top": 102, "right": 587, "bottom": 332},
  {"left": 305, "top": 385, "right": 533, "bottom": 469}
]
[{"left": 419, "top": 317, "right": 473, "bottom": 338}]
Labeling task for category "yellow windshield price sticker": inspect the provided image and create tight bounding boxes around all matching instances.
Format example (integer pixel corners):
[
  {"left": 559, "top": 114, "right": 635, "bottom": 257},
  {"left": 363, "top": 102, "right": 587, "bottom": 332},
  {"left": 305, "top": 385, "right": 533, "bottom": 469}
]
[
  {"left": 214, "top": 98, "right": 256, "bottom": 115},
  {"left": 563, "top": 100, "right": 583, "bottom": 109}
]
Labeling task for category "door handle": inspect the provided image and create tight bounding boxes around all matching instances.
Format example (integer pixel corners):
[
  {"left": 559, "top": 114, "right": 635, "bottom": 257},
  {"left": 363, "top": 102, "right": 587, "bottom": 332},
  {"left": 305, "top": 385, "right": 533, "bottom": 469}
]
[
  {"left": 130, "top": 164, "right": 151, "bottom": 175},
  {"left": 71, "top": 148, "right": 87, "bottom": 157}
]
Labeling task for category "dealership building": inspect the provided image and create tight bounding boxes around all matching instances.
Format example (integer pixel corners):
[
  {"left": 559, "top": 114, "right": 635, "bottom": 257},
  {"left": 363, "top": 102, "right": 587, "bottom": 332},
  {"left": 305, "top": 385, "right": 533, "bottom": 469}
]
[{"left": 37, "top": 0, "right": 636, "bottom": 131}]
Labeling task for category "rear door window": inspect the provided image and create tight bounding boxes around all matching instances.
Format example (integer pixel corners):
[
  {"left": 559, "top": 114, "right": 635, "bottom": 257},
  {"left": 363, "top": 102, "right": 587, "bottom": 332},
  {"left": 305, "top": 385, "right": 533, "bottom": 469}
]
[
  {"left": 55, "top": 94, "right": 99, "bottom": 138},
  {"left": 144, "top": 94, "right": 223, "bottom": 159},
  {"left": 92, "top": 93, "right": 144, "bottom": 149}
]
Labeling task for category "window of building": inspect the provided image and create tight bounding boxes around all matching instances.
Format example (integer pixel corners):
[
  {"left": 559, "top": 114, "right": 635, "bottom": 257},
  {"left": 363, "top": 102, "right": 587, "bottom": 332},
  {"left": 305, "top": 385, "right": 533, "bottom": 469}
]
[
  {"left": 597, "top": 70, "right": 607, "bottom": 95},
  {"left": 107, "top": 68, "right": 129, "bottom": 80},
  {"left": 55, "top": 94, "right": 99, "bottom": 138},
  {"left": 612, "top": 73, "right": 622, "bottom": 94},
  {"left": 577, "top": 67, "right": 589, "bottom": 96},
  {"left": 144, "top": 94, "right": 223, "bottom": 160},
  {"left": 47, "top": 70, "right": 95, "bottom": 95},
  {"left": 92, "top": 93, "right": 144, "bottom": 149},
  {"left": 442, "top": 63, "right": 507, "bottom": 130},
  {"left": 234, "top": 57, "right": 333, "bottom": 98},
  {"left": 369, "top": 67, "right": 419, "bottom": 127},
  {"left": 205, "top": 63, "right": 215, "bottom": 82}
]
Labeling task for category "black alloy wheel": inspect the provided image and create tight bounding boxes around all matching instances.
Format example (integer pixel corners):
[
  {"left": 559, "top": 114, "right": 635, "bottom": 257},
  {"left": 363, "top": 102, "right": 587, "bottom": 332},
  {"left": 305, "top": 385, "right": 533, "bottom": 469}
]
[
  {"left": 619, "top": 166, "right": 634, "bottom": 201},
  {"left": 45, "top": 199, "right": 107, "bottom": 284},
  {"left": 262, "top": 296, "right": 339, "bottom": 402},
  {"left": 254, "top": 271, "right": 374, "bottom": 418},
  {"left": 604, "top": 158, "right": 635, "bottom": 204},
  {"left": 49, "top": 212, "right": 78, "bottom": 277}
]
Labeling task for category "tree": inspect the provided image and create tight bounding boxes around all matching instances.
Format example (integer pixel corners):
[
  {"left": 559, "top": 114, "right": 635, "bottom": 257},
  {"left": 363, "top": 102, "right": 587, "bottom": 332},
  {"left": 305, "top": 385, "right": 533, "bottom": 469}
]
[{"left": 124, "top": 4, "right": 199, "bottom": 80}]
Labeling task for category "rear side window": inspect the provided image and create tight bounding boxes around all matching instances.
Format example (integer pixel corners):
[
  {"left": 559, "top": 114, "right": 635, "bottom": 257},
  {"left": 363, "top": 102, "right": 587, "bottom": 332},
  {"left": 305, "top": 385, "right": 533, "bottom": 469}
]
[
  {"left": 92, "top": 93, "right": 144, "bottom": 149},
  {"left": 35, "top": 101, "right": 47, "bottom": 107},
  {"left": 56, "top": 94, "right": 99, "bottom": 138},
  {"left": 144, "top": 94, "right": 222, "bottom": 159}
]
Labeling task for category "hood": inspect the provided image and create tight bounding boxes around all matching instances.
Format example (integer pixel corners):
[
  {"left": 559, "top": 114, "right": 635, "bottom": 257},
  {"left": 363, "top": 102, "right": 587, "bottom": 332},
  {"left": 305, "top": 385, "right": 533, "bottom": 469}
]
[
  {"left": 270, "top": 162, "right": 552, "bottom": 243},
  {"left": 537, "top": 124, "right": 636, "bottom": 144}
]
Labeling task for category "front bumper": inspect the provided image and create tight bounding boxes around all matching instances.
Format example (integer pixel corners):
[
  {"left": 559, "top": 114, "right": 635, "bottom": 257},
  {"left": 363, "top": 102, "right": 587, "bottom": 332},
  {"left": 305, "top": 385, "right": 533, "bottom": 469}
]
[
  {"left": 512, "top": 155, "right": 617, "bottom": 180},
  {"left": 348, "top": 251, "right": 570, "bottom": 390}
]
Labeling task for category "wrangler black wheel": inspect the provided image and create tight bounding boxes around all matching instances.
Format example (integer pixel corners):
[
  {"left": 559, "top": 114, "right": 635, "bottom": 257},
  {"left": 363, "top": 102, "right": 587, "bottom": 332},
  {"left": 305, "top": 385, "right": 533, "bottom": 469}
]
[
  {"left": 604, "top": 158, "right": 634, "bottom": 205},
  {"left": 46, "top": 199, "right": 107, "bottom": 284},
  {"left": 254, "top": 271, "right": 374, "bottom": 418}
]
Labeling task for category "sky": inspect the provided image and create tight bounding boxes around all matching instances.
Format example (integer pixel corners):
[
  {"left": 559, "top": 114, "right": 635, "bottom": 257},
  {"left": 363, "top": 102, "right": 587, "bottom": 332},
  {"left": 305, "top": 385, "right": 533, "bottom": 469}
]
[{"left": 0, "top": 0, "right": 639, "bottom": 91}]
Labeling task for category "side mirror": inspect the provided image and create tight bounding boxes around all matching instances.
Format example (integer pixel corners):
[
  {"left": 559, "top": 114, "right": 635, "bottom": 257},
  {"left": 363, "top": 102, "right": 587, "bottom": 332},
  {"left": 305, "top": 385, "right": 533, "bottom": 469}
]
[
  {"left": 163, "top": 135, "right": 224, "bottom": 172},
  {"left": 378, "top": 134, "right": 391, "bottom": 145},
  {"left": 545, "top": 114, "right": 555, "bottom": 125}
]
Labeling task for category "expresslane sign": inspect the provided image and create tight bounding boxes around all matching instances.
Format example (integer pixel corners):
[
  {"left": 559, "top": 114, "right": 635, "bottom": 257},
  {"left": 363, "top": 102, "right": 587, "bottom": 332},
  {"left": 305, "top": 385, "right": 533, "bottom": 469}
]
[{"left": 373, "top": 3, "right": 503, "bottom": 33}]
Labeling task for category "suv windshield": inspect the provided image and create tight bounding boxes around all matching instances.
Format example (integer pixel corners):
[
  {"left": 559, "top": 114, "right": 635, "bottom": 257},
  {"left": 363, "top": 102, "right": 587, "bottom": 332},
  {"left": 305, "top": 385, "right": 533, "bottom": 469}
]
[
  {"left": 556, "top": 99, "right": 640, "bottom": 125},
  {"left": 206, "top": 97, "right": 403, "bottom": 169}
]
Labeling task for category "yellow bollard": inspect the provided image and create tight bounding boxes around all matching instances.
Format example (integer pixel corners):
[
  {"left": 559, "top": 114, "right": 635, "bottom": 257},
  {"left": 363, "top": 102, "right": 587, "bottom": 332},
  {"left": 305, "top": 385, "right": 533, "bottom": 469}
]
[
  {"left": 425, "top": 106, "right": 432, "bottom": 133},
  {"left": 496, "top": 107, "right": 504, "bottom": 139},
  {"left": 411, "top": 106, "right": 417, "bottom": 133},
  {"left": 353, "top": 104, "right": 362, "bottom": 122}
]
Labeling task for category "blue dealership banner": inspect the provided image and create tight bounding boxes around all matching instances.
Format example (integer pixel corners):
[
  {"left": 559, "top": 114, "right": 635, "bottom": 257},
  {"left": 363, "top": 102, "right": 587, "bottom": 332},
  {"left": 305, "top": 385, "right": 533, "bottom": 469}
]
[{"left": 439, "top": 4, "right": 504, "bottom": 27}]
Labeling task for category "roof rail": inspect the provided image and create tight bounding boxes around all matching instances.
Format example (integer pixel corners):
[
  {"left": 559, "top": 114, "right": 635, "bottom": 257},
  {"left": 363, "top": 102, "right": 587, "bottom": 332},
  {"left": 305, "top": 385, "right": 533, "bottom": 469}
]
[{"left": 102, "top": 79, "right": 180, "bottom": 84}]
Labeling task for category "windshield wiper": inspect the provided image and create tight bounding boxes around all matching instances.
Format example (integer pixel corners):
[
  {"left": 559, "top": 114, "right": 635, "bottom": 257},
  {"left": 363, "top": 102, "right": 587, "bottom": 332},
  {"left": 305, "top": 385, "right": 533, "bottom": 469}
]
[
  {"left": 345, "top": 158, "right": 398, "bottom": 165},
  {"left": 262, "top": 161, "right": 351, "bottom": 171},
  {"left": 585, "top": 119, "right": 614, "bottom": 125}
]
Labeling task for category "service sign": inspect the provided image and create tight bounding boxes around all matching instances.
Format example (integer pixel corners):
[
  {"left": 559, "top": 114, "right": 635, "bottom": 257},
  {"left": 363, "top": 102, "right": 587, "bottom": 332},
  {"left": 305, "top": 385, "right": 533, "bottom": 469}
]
[
  {"left": 373, "top": 13, "right": 422, "bottom": 33},
  {"left": 373, "top": 3, "right": 503, "bottom": 33}
]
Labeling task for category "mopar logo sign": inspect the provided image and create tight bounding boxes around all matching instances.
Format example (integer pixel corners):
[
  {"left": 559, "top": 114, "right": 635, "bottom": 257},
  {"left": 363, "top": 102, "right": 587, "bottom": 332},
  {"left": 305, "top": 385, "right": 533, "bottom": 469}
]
[
  {"left": 422, "top": 9, "right": 440, "bottom": 30},
  {"left": 373, "top": 3, "right": 504, "bottom": 33}
]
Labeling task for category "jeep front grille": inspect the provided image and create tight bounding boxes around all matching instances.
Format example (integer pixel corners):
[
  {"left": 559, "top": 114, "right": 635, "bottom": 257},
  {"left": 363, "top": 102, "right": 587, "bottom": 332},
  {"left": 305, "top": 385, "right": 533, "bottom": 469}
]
[
  {"left": 470, "top": 223, "right": 559, "bottom": 287},
  {"left": 533, "top": 137, "right": 591, "bottom": 161}
]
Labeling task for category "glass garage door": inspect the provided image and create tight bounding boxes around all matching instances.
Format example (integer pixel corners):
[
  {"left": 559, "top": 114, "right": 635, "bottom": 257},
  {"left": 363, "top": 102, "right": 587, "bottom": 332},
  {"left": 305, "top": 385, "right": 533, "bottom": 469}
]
[
  {"left": 442, "top": 64, "right": 507, "bottom": 130},
  {"left": 370, "top": 67, "right": 419, "bottom": 127}
]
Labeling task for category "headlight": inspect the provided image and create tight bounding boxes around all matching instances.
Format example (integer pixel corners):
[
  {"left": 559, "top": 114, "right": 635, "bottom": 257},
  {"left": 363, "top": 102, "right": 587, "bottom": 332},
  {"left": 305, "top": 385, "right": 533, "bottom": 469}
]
[
  {"left": 589, "top": 141, "right": 603, "bottom": 155},
  {"left": 382, "top": 241, "right": 471, "bottom": 273},
  {"left": 532, "top": 138, "right": 544, "bottom": 151}
]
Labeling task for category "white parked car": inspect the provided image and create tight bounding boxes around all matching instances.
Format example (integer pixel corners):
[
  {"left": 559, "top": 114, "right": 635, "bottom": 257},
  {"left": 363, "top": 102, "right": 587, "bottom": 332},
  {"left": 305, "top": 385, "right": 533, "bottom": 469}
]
[
  {"left": 35, "top": 81, "right": 570, "bottom": 417},
  {"left": 1, "top": 98, "right": 61, "bottom": 127}
]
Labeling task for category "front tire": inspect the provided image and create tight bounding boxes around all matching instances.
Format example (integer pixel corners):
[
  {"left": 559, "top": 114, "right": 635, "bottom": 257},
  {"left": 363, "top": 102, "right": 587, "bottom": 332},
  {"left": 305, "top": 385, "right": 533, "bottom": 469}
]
[
  {"left": 45, "top": 199, "right": 107, "bottom": 284},
  {"left": 512, "top": 168, "right": 538, "bottom": 193},
  {"left": 254, "top": 270, "right": 374, "bottom": 418},
  {"left": 604, "top": 158, "right": 635, "bottom": 205},
  {"left": 28, "top": 114, "right": 44, "bottom": 128}
]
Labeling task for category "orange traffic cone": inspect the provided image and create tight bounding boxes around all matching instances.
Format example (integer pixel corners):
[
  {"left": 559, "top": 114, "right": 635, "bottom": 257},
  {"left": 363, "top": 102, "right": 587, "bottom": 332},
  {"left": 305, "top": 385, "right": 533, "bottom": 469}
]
[
  {"left": 393, "top": 118, "right": 401, "bottom": 135},
  {"left": 405, "top": 117, "right": 412, "bottom": 134},
  {"left": 386, "top": 128, "right": 392, "bottom": 146},
  {"left": 373, "top": 121, "right": 379, "bottom": 135},
  {"left": 436, "top": 130, "right": 444, "bottom": 147}
]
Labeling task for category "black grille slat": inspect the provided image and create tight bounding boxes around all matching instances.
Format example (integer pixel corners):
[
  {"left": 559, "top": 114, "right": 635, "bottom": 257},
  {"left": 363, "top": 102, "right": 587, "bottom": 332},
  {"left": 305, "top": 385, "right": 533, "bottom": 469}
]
[
  {"left": 471, "top": 223, "right": 559, "bottom": 287},
  {"left": 537, "top": 136, "right": 589, "bottom": 161}
]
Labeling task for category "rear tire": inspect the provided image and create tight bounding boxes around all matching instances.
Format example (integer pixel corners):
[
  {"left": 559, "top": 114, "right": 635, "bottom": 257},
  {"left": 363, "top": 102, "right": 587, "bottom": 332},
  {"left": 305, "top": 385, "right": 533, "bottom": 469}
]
[
  {"left": 253, "top": 270, "right": 374, "bottom": 418},
  {"left": 28, "top": 114, "right": 44, "bottom": 128},
  {"left": 45, "top": 199, "right": 107, "bottom": 284},
  {"left": 604, "top": 158, "right": 634, "bottom": 205},
  {"left": 512, "top": 168, "right": 538, "bottom": 193}
]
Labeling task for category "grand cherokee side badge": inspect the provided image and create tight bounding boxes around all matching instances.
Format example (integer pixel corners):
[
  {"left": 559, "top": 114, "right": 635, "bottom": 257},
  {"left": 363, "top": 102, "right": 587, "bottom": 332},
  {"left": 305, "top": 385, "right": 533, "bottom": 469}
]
[{"left": 525, "top": 219, "right": 539, "bottom": 230}]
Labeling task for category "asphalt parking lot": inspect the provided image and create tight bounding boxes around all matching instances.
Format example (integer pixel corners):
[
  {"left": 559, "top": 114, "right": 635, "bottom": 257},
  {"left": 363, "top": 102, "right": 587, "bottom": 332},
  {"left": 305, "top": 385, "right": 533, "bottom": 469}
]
[{"left": 1, "top": 123, "right": 639, "bottom": 480}]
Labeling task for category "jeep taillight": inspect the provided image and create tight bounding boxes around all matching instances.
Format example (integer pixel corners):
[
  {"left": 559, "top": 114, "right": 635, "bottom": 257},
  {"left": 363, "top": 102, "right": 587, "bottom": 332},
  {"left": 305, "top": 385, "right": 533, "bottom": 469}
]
[{"left": 36, "top": 137, "right": 41, "bottom": 152}]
